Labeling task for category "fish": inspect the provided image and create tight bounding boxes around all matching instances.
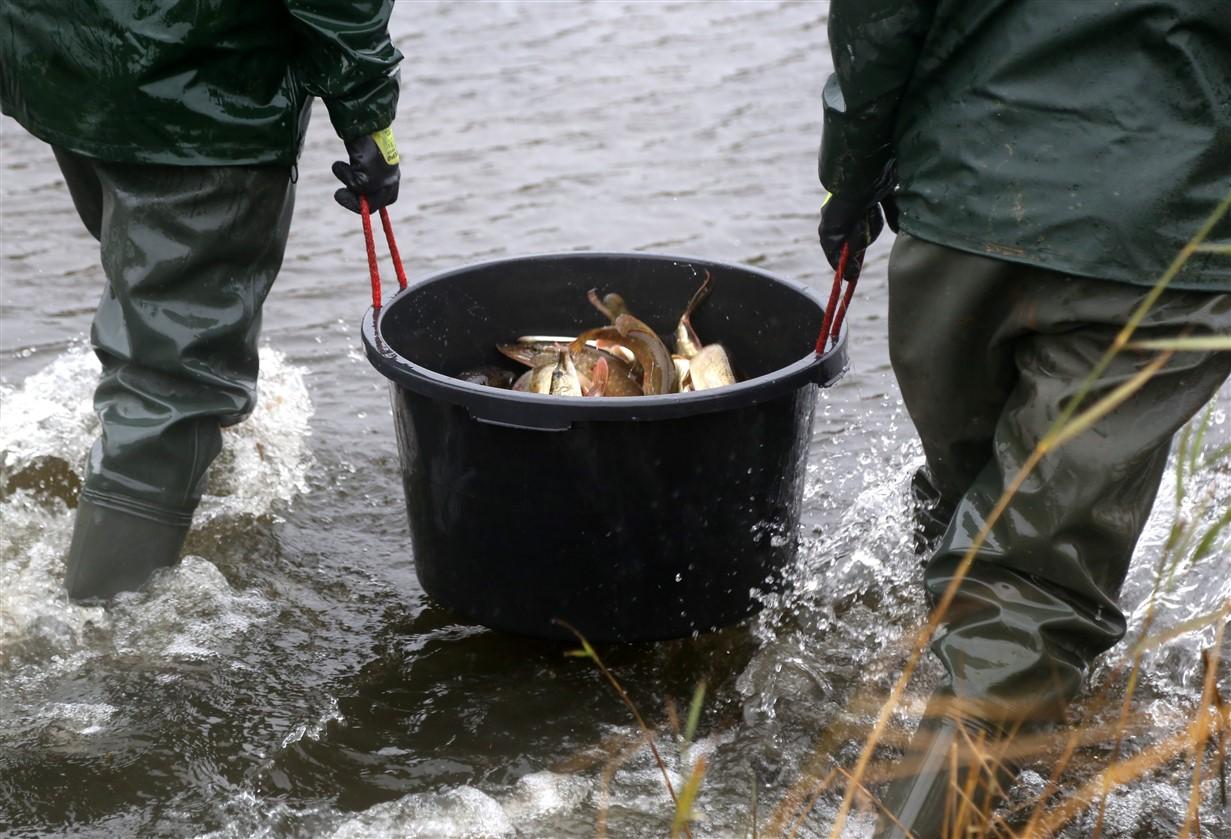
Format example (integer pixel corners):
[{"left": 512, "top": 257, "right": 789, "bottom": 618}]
[
  {"left": 583, "top": 356, "right": 609, "bottom": 397},
  {"left": 688, "top": 344, "right": 736, "bottom": 390},
  {"left": 497, "top": 339, "right": 572, "bottom": 368},
  {"left": 571, "top": 345, "right": 642, "bottom": 396},
  {"left": 675, "top": 271, "right": 712, "bottom": 360},
  {"left": 528, "top": 362, "right": 555, "bottom": 394},
  {"left": 457, "top": 366, "right": 516, "bottom": 389},
  {"left": 549, "top": 351, "right": 582, "bottom": 396},
  {"left": 517, "top": 335, "right": 577, "bottom": 344},
  {"left": 588, "top": 338, "right": 637, "bottom": 366},
  {"left": 587, "top": 289, "right": 630, "bottom": 322},
  {"left": 672, "top": 355, "right": 692, "bottom": 392},
  {"left": 614, "top": 314, "right": 676, "bottom": 395},
  {"left": 571, "top": 319, "right": 675, "bottom": 396},
  {"left": 475, "top": 276, "right": 737, "bottom": 397}
]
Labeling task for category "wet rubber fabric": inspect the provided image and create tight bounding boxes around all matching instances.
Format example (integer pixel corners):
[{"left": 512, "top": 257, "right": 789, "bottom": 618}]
[
  {"left": 55, "top": 147, "right": 295, "bottom": 532},
  {"left": 890, "top": 232, "right": 1231, "bottom": 723},
  {"left": 64, "top": 499, "right": 190, "bottom": 601},
  {"left": 877, "top": 232, "right": 1231, "bottom": 834},
  {"left": 819, "top": 0, "right": 1231, "bottom": 291},
  {"left": 0, "top": 0, "right": 401, "bottom": 166},
  {"left": 873, "top": 693, "right": 1018, "bottom": 839}
]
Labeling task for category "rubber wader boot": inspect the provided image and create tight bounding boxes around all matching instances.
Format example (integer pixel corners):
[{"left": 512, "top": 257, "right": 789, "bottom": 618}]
[
  {"left": 873, "top": 694, "right": 1019, "bottom": 838},
  {"left": 65, "top": 499, "right": 190, "bottom": 600}
]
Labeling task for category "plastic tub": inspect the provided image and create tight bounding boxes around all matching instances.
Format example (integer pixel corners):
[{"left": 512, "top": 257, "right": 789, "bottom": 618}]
[{"left": 362, "top": 252, "right": 846, "bottom": 641}]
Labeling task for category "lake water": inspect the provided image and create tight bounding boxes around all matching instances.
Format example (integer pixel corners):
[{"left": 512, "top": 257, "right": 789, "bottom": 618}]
[{"left": 2, "top": 2, "right": 1228, "bottom": 837}]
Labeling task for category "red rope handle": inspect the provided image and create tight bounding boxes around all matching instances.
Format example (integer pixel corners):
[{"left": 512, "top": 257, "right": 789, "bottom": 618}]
[
  {"left": 815, "top": 242, "right": 851, "bottom": 354},
  {"left": 832, "top": 265, "right": 860, "bottom": 347},
  {"left": 360, "top": 196, "right": 409, "bottom": 310},
  {"left": 379, "top": 206, "right": 409, "bottom": 290},
  {"left": 360, "top": 196, "right": 382, "bottom": 310}
]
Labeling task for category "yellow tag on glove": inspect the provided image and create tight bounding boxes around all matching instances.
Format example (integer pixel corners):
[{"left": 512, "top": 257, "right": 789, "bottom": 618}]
[{"left": 371, "top": 126, "right": 400, "bottom": 165}]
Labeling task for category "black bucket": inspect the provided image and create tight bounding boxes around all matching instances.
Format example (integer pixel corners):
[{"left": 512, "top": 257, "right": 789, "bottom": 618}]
[{"left": 362, "top": 252, "right": 847, "bottom": 641}]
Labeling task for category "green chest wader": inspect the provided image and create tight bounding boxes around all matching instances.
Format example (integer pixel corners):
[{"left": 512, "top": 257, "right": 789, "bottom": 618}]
[
  {"left": 873, "top": 233, "right": 1231, "bottom": 838},
  {"left": 54, "top": 148, "right": 295, "bottom": 600}
]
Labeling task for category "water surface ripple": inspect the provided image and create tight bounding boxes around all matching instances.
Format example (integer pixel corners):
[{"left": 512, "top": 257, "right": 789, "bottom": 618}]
[{"left": 2, "top": 3, "right": 1228, "bottom": 837}]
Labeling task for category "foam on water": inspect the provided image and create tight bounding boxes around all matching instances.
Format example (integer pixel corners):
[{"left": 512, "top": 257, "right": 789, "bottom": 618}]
[
  {"left": 34, "top": 701, "right": 118, "bottom": 736},
  {"left": 199, "top": 772, "right": 592, "bottom": 839},
  {"left": 499, "top": 771, "right": 592, "bottom": 822},
  {"left": 0, "top": 345, "right": 98, "bottom": 476},
  {"left": 327, "top": 787, "right": 515, "bottom": 839}
]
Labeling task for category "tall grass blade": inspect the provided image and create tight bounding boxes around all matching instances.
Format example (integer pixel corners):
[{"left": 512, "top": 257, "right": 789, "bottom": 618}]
[
  {"left": 1175, "top": 420, "right": 1192, "bottom": 507},
  {"left": 555, "top": 620, "right": 687, "bottom": 836},
  {"left": 683, "top": 681, "right": 706, "bottom": 745},
  {"left": 1129, "top": 336, "right": 1231, "bottom": 352},
  {"left": 1189, "top": 404, "right": 1214, "bottom": 479},
  {"left": 1190, "top": 507, "right": 1231, "bottom": 564},
  {"left": 1132, "top": 602, "right": 1231, "bottom": 655},
  {"left": 1181, "top": 629, "right": 1226, "bottom": 839},
  {"left": 671, "top": 757, "right": 709, "bottom": 839}
]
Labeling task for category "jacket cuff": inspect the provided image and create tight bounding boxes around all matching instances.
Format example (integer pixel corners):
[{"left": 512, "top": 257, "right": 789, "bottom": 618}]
[
  {"left": 325, "top": 70, "right": 401, "bottom": 142},
  {"left": 818, "top": 74, "right": 896, "bottom": 200}
]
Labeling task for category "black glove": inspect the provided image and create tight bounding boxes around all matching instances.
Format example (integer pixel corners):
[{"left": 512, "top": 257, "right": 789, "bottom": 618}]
[
  {"left": 333, "top": 127, "right": 400, "bottom": 213},
  {"left": 818, "top": 192, "right": 898, "bottom": 280}
]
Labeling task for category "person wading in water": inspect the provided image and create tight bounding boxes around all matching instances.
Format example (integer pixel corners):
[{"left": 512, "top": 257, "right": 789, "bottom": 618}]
[
  {"left": 0, "top": 0, "right": 403, "bottom": 600},
  {"left": 817, "top": 0, "right": 1230, "bottom": 835}
]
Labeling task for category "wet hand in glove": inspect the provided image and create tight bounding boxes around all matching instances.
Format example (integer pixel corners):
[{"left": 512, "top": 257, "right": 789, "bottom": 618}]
[
  {"left": 333, "top": 126, "right": 400, "bottom": 213},
  {"left": 818, "top": 190, "right": 898, "bottom": 280}
]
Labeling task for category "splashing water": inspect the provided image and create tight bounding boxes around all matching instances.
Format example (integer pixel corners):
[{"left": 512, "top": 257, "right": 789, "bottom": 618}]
[
  {"left": 195, "top": 771, "right": 593, "bottom": 839},
  {"left": 1114, "top": 400, "right": 1231, "bottom": 671},
  {"left": 719, "top": 387, "right": 1231, "bottom": 838},
  {"left": 0, "top": 342, "right": 312, "bottom": 522},
  {"left": 1, "top": 340, "right": 1226, "bottom": 838},
  {"left": 0, "top": 344, "right": 313, "bottom": 674}
]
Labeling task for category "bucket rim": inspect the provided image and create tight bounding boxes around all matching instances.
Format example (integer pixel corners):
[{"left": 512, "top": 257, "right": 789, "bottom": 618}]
[{"left": 361, "top": 250, "right": 848, "bottom": 430}]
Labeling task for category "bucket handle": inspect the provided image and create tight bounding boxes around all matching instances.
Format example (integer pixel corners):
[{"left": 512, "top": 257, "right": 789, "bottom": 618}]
[
  {"left": 468, "top": 409, "right": 573, "bottom": 433},
  {"left": 815, "top": 242, "right": 855, "bottom": 355},
  {"left": 360, "top": 196, "right": 409, "bottom": 310}
]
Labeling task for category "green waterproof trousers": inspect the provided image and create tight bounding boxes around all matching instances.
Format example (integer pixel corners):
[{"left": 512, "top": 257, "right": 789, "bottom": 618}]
[
  {"left": 889, "top": 232, "right": 1231, "bottom": 724},
  {"left": 55, "top": 148, "right": 295, "bottom": 529}
]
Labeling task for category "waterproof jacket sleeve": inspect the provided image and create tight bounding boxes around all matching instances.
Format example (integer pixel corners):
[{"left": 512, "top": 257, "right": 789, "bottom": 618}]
[
  {"left": 283, "top": 0, "right": 403, "bottom": 140},
  {"left": 819, "top": 0, "right": 935, "bottom": 198}
]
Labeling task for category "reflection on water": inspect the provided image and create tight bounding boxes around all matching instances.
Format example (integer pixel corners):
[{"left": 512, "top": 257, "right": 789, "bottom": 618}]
[{"left": 2, "top": 1, "right": 1229, "bottom": 837}]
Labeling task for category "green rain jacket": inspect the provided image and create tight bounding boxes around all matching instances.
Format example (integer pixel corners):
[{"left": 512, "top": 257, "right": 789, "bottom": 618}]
[
  {"left": 820, "top": 0, "right": 1231, "bottom": 292},
  {"left": 0, "top": 0, "right": 401, "bottom": 166}
]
